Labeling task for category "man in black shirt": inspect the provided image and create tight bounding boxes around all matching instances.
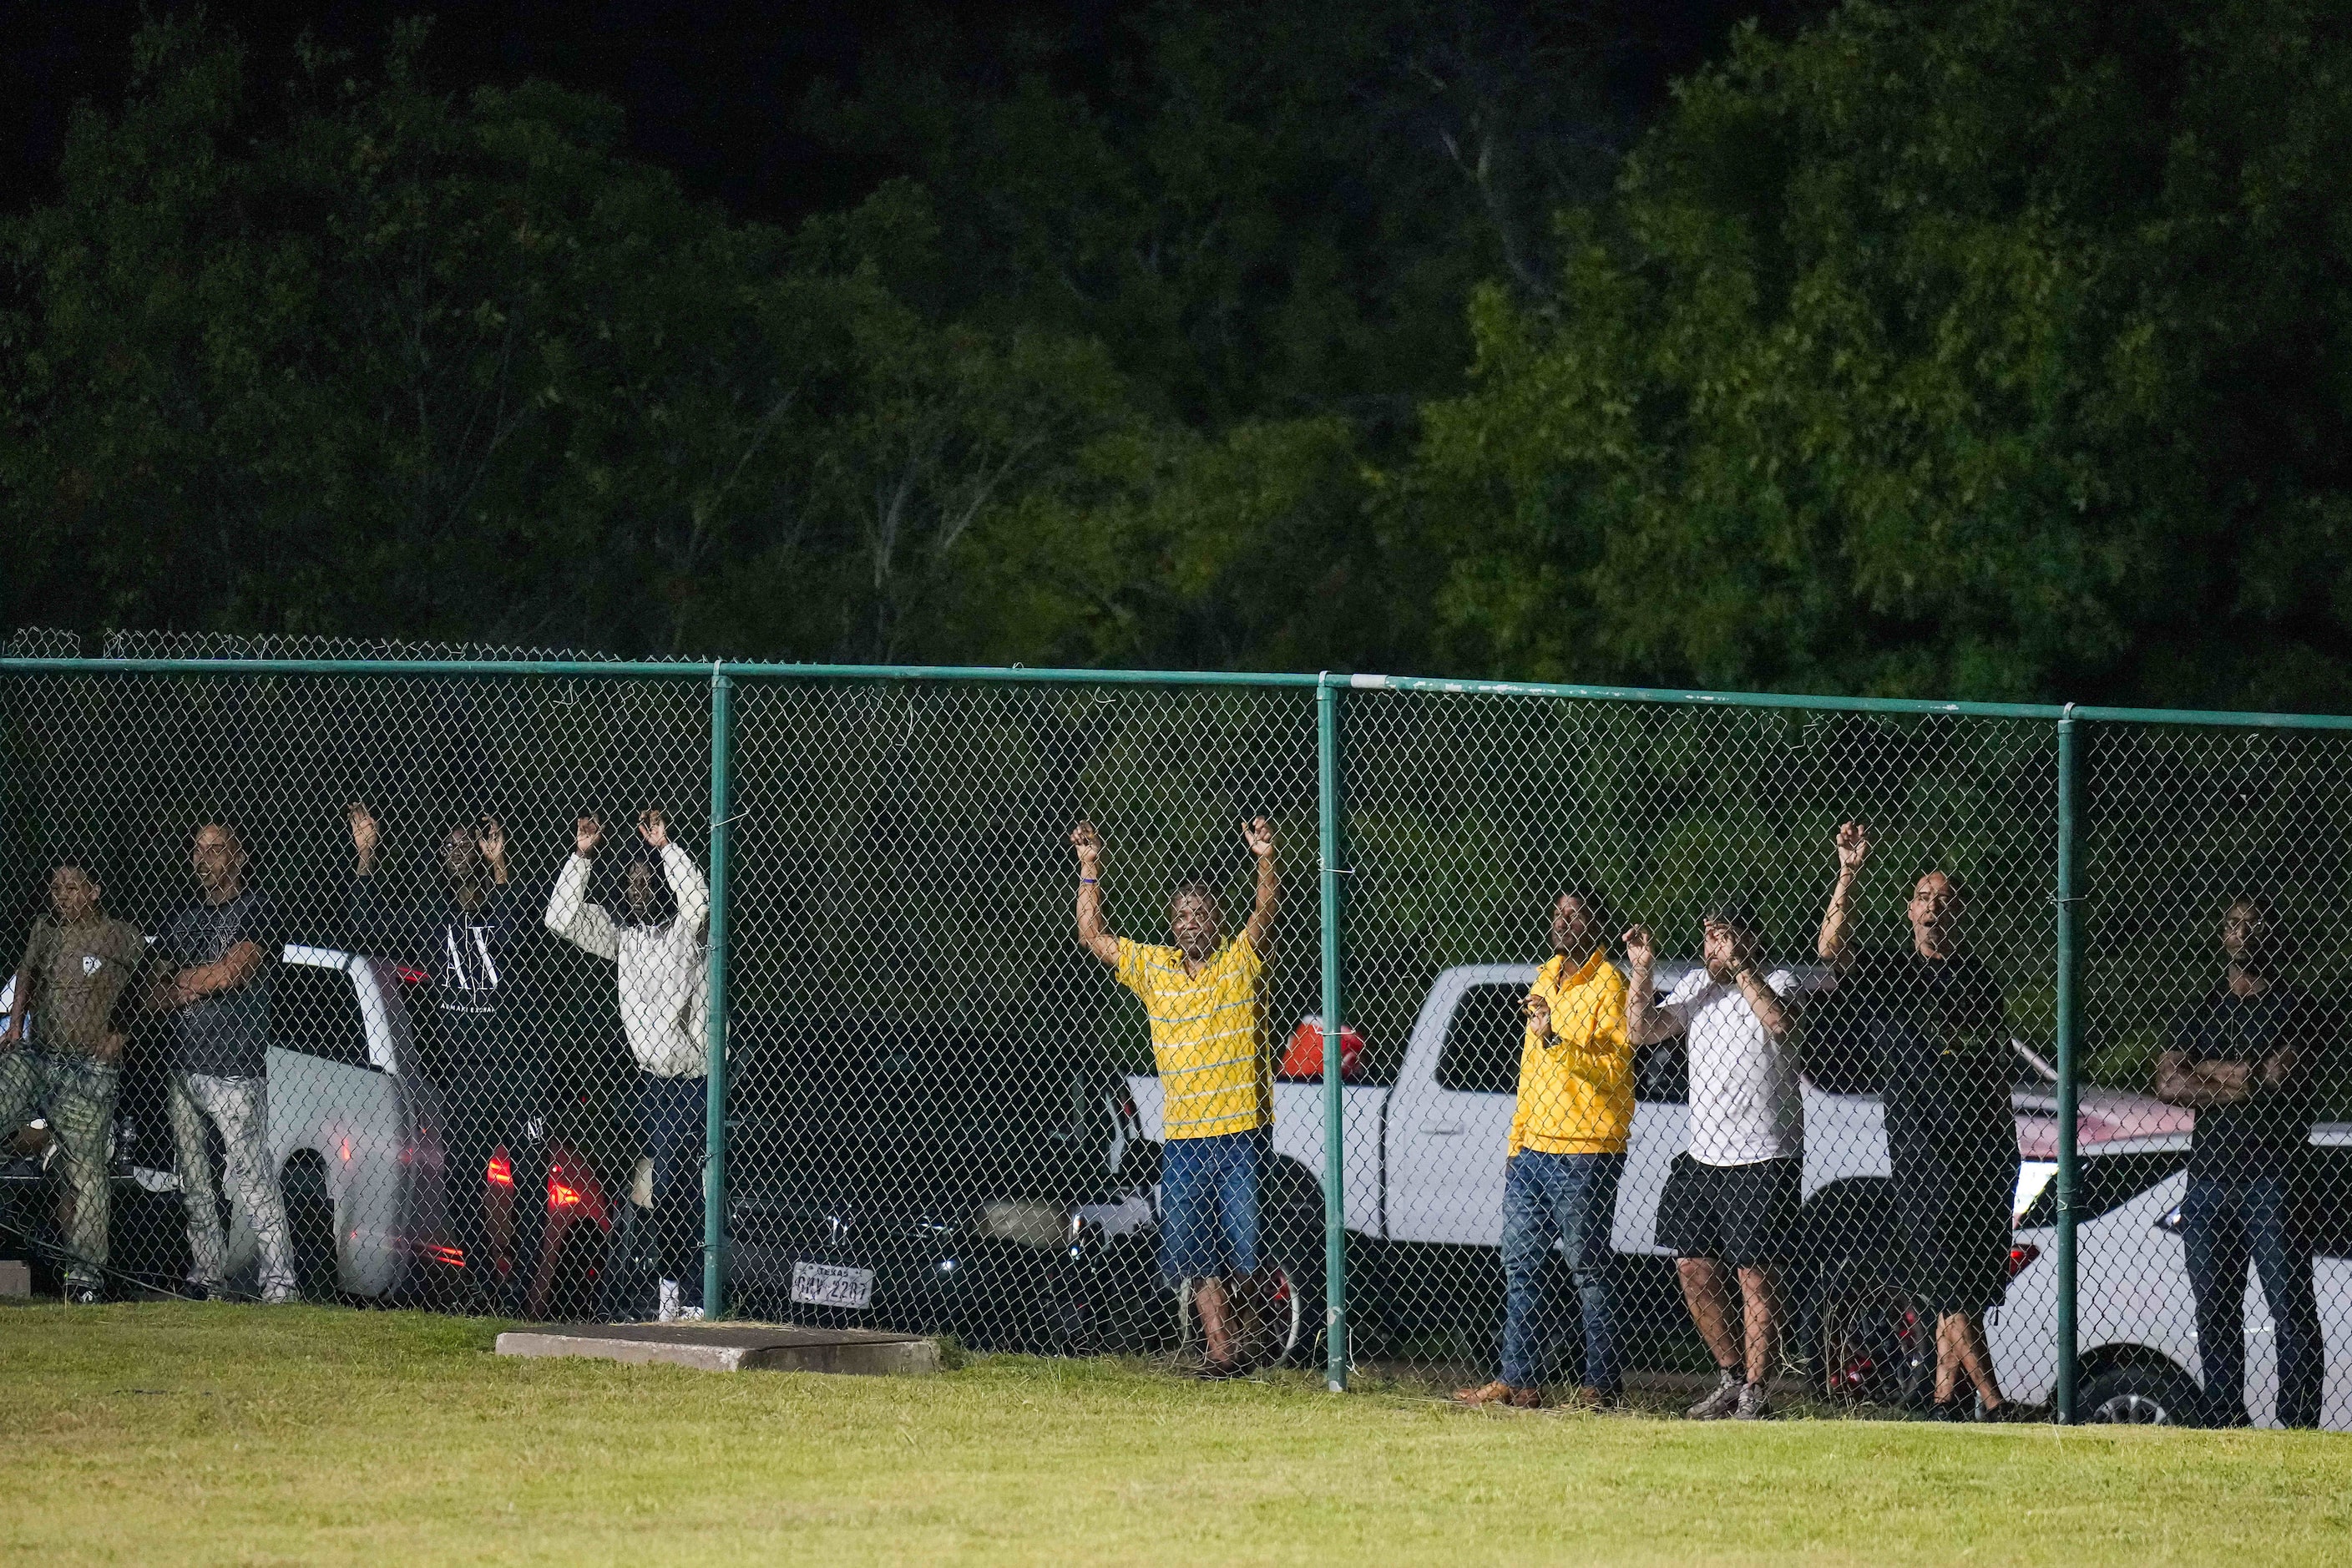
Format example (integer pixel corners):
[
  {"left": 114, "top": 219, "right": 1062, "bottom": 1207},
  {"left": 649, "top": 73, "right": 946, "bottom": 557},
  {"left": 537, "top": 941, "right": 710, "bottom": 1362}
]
[
  {"left": 2153, "top": 894, "right": 2325, "bottom": 1428},
  {"left": 148, "top": 822, "right": 298, "bottom": 1302},
  {"left": 1818, "top": 822, "right": 2028, "bottom": 1419},
  {"left": 345, "top": 802, "right": 539, "bottom": 1308}
]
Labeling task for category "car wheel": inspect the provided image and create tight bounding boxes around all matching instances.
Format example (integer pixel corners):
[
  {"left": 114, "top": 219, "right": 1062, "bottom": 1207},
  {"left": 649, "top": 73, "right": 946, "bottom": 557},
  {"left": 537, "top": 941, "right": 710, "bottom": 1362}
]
[
  {"left": 2079, "top": 1364, "right": 2201, "bottom": 1426},
  {"left": 280, "top": 1155, "right": 341, "bottom": 1299},
  {"left": 1818, "top": 1259, "right": 1934, "bottom": 1409}
]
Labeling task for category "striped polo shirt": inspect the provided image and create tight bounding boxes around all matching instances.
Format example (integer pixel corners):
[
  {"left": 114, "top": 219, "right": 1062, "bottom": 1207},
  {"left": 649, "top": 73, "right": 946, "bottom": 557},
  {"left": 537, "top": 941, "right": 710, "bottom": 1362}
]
[{"left": 1116, "top": 934, "right": 1270, "bottom": 1141}]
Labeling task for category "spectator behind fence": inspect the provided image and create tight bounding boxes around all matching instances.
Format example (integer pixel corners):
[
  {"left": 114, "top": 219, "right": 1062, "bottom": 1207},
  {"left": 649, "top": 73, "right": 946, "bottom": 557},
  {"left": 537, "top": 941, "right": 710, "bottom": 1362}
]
[
  {"left": 545, "top": 809, "right": 711, "bottom": 1323},
  {"left": 3, "top": 860, "right": 146, "bottom": 1302},
  {"left": 147, "top": 822, "right": 297, "bottom": 1302},
  {"left": 1454, "top": 889, "right": 1632, "bottom": 1410},
  {"left": 1818, "top": 823, "right": 2033, "bottom": 1419},
  {"left": 1072, "top": 817, "right": 1278, "bottom": 1378},
  {"left": 2153, "top": 894, "right": 2326, "bottom": 1428},
  {"left": 1627, "top": 905, "right": 1800, "bottom": 1420},
  {"left": 346, "top": 802, "right": 538, "bottom": 1309}
]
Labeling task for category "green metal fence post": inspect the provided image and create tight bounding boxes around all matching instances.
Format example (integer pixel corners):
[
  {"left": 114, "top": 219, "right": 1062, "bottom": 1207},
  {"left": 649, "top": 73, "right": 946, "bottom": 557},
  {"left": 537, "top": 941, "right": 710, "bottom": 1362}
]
[
  {"left": 1317, "top": 675, "right": 1350, "bottom": 1393},
  {"left": 2054, "top": 704, "right": 2081, "bottom": 1422},
  {"left": 703, "top": 666, "right": 736, "bottom": 1319}
]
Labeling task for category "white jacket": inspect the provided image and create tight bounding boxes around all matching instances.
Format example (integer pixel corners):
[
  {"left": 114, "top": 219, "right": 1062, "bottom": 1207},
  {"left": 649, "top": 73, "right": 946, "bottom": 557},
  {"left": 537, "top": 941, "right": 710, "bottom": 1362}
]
[{"left": 544, "top": 844, "right": 710, "bottom": 1078}]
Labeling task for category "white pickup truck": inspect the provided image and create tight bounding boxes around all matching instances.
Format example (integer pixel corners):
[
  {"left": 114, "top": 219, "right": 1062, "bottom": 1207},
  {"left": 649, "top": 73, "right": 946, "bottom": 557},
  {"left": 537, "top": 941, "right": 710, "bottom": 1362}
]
[
  {"left": 1123, "top": 959, "right": 2313, "bottom": 1421},
  {"left": 1, "top": 943, "right": 458, "bottom": 1301}
]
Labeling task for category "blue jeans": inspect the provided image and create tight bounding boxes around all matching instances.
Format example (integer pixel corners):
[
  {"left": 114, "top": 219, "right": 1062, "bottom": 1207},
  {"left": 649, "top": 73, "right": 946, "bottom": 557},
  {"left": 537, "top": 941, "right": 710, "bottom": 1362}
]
[
  {"left": 639, "top": 1072, "right": 708, "bottom": 1310},
  {"left": 2182, "top": 1170, "right": 2322, "bottom": 1428},
  {"left": 1500, "top": 1151, "right": 1625, "bottom": 1393},
  {"left": 1160, "top": 1128, "right": 1264, "bottom": 1282}
]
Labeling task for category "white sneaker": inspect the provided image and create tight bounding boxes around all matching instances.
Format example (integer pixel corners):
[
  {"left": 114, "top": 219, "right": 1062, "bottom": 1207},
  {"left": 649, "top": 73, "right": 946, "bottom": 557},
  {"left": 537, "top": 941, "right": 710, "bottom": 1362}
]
[
  {"left": 658, "top": 1278, "right": 680, "bottom": 1323},
  {"left": 1687, "top": 1369, "right": 1743, "bottom": 1420},
  {"left": 1732, "top": 1382, "right": 1774, "bottom": 1420},
  {"left": 260, "top": 1282, "right": 301, "bottom": 1306},
  {"left": 676, "top": 1306, "right": 706, "bottom": 1323}
]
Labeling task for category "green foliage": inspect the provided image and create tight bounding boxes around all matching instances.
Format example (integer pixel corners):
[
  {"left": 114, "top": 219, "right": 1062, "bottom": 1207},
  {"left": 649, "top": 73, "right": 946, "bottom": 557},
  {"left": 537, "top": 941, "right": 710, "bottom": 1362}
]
[
  {"left": 1417, "top": 0, "right": 2352, "bottom": 709},
  {"left": 0, "top": 19, "right": 1134, "bottom": 663},
  {"left": 802, "top": 0, "right": 1634, "bottom": 430},
  {"left": 13, "top": 3, "right": 2352, "bottom": 711}
]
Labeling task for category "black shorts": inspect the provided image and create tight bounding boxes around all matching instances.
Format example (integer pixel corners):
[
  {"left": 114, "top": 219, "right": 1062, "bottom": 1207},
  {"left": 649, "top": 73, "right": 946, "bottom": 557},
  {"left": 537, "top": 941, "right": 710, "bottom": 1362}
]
[
  {"left": 1892, "top": 1140, "right": 2019, "bottom": 1313},
  {"left": 1654, "top": 1152, "right": 1800, "bottom": 1267}
]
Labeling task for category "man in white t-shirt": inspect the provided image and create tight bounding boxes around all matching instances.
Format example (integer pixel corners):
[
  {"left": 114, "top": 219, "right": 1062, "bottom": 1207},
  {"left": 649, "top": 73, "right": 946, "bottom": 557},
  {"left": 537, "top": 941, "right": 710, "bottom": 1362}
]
[{"left": 1624, "top": 904, "right": 1800, "bottom": 1420}]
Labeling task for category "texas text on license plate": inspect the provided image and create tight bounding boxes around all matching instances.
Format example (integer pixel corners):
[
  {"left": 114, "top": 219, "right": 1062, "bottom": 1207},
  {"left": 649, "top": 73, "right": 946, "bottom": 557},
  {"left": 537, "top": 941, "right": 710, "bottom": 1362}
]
[{"left": 790, "top": 1261, "right": 876, "bottom": 1310}]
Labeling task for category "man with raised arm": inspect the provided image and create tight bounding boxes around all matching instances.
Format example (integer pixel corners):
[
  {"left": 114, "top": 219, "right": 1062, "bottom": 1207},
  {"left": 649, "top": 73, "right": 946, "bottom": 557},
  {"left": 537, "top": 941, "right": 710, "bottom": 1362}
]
[
  {"left": 2153, "top": 893, "right": 2326, "bottom": 1427},
  {"left": 2, "top": 859, "right": 146, "bottom": 1302},
  {"left": 1625, "top": 905, "right": 1800, "bottom": 1420},
  {"left": 149, "top": 822, "right": 298, "bottom": 1302},
  {"left": 345, "top": 802, "right": 536, "bottom": 1308},
  {"left": 1818, "top": 822, "right": 2031, "bottom": 1419},
  {"left": 1072, "top": 817, "right": 1277, "bottom": 1378},
  {"left": 546, "top": 809, "right": 711, "bottom": 1322},
  {"left": 1455, "top": 889, "right": 1632, "bottom": 1410}
]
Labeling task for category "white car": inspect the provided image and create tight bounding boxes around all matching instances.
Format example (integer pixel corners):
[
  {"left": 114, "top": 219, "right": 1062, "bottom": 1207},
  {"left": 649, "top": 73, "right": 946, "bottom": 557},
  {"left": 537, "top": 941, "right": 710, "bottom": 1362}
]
[
  {"left": 1992, "top": 1127, "right": 2352, "bottom": 1426},
  {"left": 0, "top": 943, "right": 458, "bottom": 1299}
]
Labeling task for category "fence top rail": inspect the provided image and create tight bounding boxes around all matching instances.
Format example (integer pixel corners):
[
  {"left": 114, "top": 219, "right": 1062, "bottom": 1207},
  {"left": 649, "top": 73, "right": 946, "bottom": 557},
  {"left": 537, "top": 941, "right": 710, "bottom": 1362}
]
[
  {"left": 5, "top": 656, "right": 2352, "bottom": 729},
  {"left": 0, "top": 657, "right": 1326, "bottom": 686},
  {"left": 1343, "top": 672, "right": 2065, "bottom": 721}
]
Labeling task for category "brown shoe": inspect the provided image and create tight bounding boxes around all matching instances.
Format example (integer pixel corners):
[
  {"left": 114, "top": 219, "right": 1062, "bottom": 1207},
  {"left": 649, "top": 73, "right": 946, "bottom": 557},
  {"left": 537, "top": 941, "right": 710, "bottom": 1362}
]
[{"left": 1453, "top": 1380, "right": 1543, "bottom": 1408}]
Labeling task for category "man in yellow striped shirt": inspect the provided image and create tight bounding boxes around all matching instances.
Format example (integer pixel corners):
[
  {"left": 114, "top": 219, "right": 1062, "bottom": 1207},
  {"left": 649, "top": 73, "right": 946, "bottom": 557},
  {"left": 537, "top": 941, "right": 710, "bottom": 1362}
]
[
  {"left": 1073, "top": 816, "right": 1278, "bottom": 1375},
  {"left": 1456, "top": 888, "right": 1633, "bottom": 1409}
]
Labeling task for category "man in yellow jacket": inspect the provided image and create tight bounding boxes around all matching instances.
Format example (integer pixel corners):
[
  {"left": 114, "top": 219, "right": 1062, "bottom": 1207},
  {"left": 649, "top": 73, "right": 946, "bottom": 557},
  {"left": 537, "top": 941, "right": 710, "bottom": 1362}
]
[{"left": 1456, "top": 888, "right": 1632, "bottom": 1409}]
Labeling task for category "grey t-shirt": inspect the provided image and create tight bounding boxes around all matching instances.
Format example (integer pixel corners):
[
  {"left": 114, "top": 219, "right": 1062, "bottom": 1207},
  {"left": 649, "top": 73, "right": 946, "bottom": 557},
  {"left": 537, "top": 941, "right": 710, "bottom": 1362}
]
[{"left": 164, "top": 889, "right": 276, "bottom": 1078}]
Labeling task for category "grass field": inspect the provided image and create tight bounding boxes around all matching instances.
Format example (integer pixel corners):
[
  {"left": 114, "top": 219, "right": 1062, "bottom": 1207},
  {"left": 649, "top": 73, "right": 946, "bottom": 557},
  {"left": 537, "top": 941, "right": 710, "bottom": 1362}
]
[{"left": 3, "top": 1302, "right": 2347, "bottom": 1566}]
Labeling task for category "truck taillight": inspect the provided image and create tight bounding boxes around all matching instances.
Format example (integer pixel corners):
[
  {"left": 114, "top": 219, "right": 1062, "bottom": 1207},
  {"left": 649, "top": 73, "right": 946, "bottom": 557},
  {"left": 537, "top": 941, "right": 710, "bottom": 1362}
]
[
  {"left": 486, "top": 1152, "right": 513, "bottom": 1187},
  {"left": 2005, "top": 1244, "right": 2041, "bottom": 1281}
]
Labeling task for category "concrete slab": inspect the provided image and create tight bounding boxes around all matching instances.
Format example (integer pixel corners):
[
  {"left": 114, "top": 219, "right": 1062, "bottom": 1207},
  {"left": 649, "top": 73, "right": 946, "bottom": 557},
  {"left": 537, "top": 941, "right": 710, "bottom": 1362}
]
[
  {"left": 0, "top": 1260, "right": 28, "bottom": 1298},
  {"left": 494, "top": 1321, "right": 940, "bottom": 1377}
]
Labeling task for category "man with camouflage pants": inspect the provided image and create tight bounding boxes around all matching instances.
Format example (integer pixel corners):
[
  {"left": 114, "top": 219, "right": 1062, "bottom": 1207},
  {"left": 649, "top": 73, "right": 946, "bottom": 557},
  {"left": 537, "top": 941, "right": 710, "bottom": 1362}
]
[
  {"left": 2, "top": 859, "right": 145, "bottom": 1303},
  {"left": 150, "top": 822, "right": 298, "bottom": 1303}
]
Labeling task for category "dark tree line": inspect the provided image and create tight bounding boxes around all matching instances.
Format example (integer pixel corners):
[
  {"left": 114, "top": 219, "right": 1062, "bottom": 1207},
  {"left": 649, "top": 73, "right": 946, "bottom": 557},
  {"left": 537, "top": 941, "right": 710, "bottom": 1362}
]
[{"left": 7, "top": 1, "right": 2351, "bottom": 708}]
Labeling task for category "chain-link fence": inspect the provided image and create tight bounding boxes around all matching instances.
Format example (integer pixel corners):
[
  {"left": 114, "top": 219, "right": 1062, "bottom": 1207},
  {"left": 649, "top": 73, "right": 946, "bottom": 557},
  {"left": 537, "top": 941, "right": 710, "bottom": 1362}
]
[{"left": 0, "top": 655, "right": 2344, "bottom": 1428}]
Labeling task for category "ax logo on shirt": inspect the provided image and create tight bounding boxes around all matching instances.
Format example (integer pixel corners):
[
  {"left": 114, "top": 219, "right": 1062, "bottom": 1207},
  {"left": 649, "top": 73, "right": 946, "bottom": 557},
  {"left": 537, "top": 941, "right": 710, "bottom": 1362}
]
[{"left": 83, "top": 954, "right": 103, "bottom": 977}]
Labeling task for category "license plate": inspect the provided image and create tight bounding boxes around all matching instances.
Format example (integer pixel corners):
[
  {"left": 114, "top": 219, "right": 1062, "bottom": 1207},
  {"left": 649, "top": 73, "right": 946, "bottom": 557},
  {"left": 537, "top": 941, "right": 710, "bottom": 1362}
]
[{"left": 790, "top": 1261, "right": 875, "bottom": 1310}]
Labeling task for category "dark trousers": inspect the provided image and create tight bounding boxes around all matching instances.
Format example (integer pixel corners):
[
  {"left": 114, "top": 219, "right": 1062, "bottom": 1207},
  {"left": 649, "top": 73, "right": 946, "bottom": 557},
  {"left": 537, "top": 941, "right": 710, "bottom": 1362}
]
[
  {"left": 434, "top": 1009, "right": 546, "bottom": 1302},
  {"left": 1499, "top": 1151, "right": 1624, "bottom": 1393},
  {"left": 2182, "top": 1169, "right": 2323, "bottom": 1428},
  {"left": 639, "top": 1071, "right": 709, "bottom": 1309}
]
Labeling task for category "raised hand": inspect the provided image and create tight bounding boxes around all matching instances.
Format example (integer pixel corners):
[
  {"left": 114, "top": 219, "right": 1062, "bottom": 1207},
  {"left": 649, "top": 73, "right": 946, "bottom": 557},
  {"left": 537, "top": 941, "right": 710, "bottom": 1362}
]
[
  {"left": 347, "top": 802, "right": 380, "bottom": 873},
  {"left": 638, "top": 808, "right": 669, "bottom": 849},
  {"left": 575, "top": 815, "right": 604, "bottom": 856},
  {"left": 1621, "top": 923, "right": 1657, "bottom": 971},
  {"left": 1070, "top": 821, "right": 1103, "bottom": 870},
  {"left": 478, "top": 815, "right": 508, "bottom": 870},
  {"left": 1242, "top": 816, "right": 1276, "bottom": 860},
  {"left": 1835, "top": 821, "right": 1871, "bottom": 874}
]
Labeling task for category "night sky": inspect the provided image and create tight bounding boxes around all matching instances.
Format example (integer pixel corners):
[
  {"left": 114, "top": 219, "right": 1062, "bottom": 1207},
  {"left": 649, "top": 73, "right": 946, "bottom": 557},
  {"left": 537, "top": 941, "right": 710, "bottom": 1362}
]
[{"left": 2, "top": 0, "right": 1798, "bottom": 225}]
